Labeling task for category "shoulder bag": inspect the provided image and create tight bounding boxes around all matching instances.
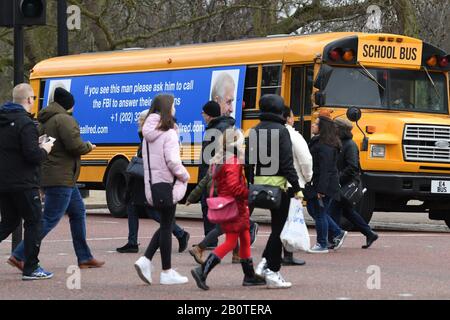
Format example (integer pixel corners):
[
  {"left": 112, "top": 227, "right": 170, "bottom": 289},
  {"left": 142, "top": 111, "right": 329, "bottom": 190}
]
[
  {"left": 340, "top": 177, "right": 364, "bottom": 207},
  {"left": 125, "top": 156, "right": 144, "bottom": 179},
  {"left": 248, "top": 184, "right": 282, "bottom": 210},
  {"left": 146, "top": 142, "right": 174, "bottom": 209},
  {"left": 206, "top": 164, "right": 239, "bottom": 224}
]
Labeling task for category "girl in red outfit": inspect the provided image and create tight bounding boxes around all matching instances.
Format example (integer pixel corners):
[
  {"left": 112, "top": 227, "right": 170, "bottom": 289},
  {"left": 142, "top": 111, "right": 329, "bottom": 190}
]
[{"left": 191, "top": 128, "right": 266, "bottom": 290}]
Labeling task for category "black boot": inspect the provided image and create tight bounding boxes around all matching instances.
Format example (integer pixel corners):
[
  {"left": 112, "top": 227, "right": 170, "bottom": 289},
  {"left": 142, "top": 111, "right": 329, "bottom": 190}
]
[
  {"left": 282, "top": 249, "right": 306, "bottom": 266},
  {"left": 362, "top": 232, "right": 379, "bottom": 249},
  {"left": 241, "top": 258, "right": 266, "bottom": 286},
  {"left": 191, "top": 253, "right": 221, "bottom": 290}
]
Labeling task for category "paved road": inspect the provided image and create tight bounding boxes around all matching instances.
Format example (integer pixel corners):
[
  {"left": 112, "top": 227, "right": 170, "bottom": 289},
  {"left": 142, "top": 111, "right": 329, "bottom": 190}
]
[{"left": 1, "top": 213, "right": 449, "bottom": 300}]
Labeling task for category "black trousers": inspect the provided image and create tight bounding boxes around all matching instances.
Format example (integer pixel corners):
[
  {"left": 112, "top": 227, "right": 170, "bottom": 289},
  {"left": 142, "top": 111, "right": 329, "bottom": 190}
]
[
  {"left": 263, "top": 191, "right": 290, "bottom": 272},
  {"left": 0, "top": 189, "right": 42, "bottom": 275},
  {"left": 200, "top": 193, "right": 217, "bottom": 246},
  {"left": 144, "top": 205, "right": 177, "bottom": 270}
]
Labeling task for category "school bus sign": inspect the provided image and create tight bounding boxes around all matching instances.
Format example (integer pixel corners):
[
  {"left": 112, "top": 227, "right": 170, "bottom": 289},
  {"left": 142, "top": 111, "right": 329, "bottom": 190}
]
[{"left": 358, "top": 38, "right": 423, "bottom": 67}]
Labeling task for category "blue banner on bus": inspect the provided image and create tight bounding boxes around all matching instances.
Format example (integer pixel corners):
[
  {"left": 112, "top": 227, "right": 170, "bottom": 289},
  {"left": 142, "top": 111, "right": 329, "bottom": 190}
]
[{"left": 43, "top": 66, "right": 246, "bottom": 144}]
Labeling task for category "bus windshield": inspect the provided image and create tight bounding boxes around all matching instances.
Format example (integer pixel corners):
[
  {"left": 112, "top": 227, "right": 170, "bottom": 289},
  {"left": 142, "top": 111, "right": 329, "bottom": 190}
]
[{"left": 316, "top": 65, "right": 448, "bottom": 114}]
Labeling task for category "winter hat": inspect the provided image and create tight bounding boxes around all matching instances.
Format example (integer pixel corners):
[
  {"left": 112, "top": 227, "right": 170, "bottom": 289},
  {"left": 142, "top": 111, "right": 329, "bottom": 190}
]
[
  {"left": 54, "top": 87, "right": 75, "bottom": 110},
  {"left": 202, "top": 101, "right": 221, "bottom": 117},
  {"left": 335, "top": 118, "right": 353, "bottom": 129},
  {"left": 259, "top": 94, "right": 285, "bottom": 115}
]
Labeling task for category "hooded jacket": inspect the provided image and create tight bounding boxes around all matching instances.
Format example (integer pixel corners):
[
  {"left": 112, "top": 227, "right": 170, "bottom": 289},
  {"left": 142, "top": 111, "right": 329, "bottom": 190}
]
[
  {"left": 247, "top": 107, "right": 301, "bottom": 194},
  {"left": 37, "top": 102, "right": 93, "bottom": 187},
  {"left": 0, "top": 103, "right": 47, "bottom": 191},
  {"left": 198, "top": 115, "right": 235, "bottom": 181},
  {"left": 142, "top": 113, "right": 190, "bottom": 206},
  {"left": 337, "top": 130, "right": 360, "bottom": 185}
]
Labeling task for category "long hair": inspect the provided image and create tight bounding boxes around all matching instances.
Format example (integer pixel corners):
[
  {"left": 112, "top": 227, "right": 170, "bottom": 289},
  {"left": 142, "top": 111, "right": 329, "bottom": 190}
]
[
  {"left": 318, "top": 116, "right": 341, "bottom": 148},
  {"left": 211, "top": 128, "right": 245, "bottom": 165},
  {"left": 145, "top": 94, "right": 175, "bottom": 131}
]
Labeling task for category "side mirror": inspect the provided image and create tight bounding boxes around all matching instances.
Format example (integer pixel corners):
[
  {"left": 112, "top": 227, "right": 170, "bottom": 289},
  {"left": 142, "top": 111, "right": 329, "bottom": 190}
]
[
  {"left": 346, "top": 107, "right": 362, "bottom": 122},
  {"left": 315, "top": 92, "right": 326, "bottom": 106}
]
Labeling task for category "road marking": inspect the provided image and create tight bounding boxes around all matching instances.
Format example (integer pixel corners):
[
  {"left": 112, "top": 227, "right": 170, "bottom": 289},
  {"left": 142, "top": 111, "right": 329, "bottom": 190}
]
[
  {"left": 336, "top": 297, "right": 352, "bottom": 300},
  {"left": 58, "top": 253, "right": 68, "bottom": 256},
  {"left": 398, "top": 293, "right": 414, "bottom": 297}
]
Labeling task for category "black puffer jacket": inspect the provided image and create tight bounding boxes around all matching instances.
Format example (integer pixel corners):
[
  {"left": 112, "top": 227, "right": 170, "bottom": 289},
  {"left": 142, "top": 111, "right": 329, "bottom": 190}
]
[
  {"left": 337, "top": 131, "right": 360, "bottom": 186},
  {"left": 307, "top": 135, "right": 340, "bottom": 200},
  {"left": 0, "top": 103, "right": 47, "bottom": 191},
  {"left": 198, "top": 115, "right": 235, "bottom": 181},
  {"left": 246, "top": 95, "right": 300, "bottom": 193}
]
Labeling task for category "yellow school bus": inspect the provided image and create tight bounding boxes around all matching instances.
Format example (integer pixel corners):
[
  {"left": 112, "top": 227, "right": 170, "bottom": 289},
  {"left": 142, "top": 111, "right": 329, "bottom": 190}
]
[{"left": 29, "top": 32, "right": 450, "bottom": 227}]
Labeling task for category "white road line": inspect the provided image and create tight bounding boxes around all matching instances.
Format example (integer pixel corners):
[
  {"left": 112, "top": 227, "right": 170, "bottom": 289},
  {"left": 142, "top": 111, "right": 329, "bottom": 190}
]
[{"left": 398, "top": 293, "right": 414, "bottom": 297}]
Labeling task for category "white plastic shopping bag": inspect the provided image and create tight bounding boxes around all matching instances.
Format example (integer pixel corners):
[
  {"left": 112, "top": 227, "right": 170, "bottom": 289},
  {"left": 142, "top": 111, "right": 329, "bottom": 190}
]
[{"left": 280, "top": 198, "right": 310, "bottom": 252}]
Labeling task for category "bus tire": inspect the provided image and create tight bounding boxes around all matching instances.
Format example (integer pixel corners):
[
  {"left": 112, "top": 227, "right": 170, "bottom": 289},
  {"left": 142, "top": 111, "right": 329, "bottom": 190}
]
[
  {"left": 105, "top": 158, "right": 129, "bottom": 218},
  {"left": 340, "top": 191, "right": 375, "bottom": 231}
]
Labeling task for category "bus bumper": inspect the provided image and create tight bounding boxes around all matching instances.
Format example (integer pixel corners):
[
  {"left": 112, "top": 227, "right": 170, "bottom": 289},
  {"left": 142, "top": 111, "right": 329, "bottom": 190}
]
[{"left": 363, "top": 172, "right": 450, "bottom": 200}]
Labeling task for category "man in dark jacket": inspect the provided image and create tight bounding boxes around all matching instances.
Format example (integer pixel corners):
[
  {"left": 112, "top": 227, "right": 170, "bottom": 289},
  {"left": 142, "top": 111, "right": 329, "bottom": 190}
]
[
  {"left": 248, "top": 94, "right": 302, "bottom": 289},
  {"left": 198, "top": 101, "right": 235, "bottom": 245},
  {"left": 0, "top": 83, "right": 54, "bottom": 280},
  {"left": 11, "top": 87, "right": 105, "bottom": 269}
]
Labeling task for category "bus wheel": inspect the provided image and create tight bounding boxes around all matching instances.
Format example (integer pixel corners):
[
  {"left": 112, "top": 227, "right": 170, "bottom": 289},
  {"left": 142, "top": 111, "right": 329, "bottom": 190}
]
[
  {"left": 340, "top": 192, "right": 375, "bottom": 231},
  {"left": 105, "top": 159, "right": 128, "bottom": 218}
]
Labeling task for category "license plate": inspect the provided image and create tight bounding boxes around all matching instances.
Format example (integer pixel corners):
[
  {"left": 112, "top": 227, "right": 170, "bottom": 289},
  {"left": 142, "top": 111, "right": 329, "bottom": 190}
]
[{"left": 431, "top": 180, "right": 450, "bottom": 194}]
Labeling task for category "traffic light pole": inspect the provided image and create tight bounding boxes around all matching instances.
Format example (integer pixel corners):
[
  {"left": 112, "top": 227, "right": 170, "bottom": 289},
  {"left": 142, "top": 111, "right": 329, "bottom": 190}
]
[
  {"left": 57, "top": 0, "right": 68, "bottom": 56},
  {"left": 12, "top": 24, "right": 25, "bottom": 251}
]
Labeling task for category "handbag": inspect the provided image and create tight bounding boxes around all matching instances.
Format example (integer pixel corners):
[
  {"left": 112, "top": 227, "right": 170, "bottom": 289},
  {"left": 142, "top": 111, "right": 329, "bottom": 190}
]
[
  {"left": 206, "top": 164, "right": 239, "bottom": 224},
  {"left": 340, "top": 178, "right": 364, "bottom": 207},
  {"left": 248, "top": 184, "right": 282, "bottom": 210},
  {"left": 125, "top": 156, "right": 144, "bottom": 179},
  {"left": 146, "top": 142, "right": 174, "bottom": 209},
  {"left": 280, "top": 198, "right": 310, "bottom": 252}
]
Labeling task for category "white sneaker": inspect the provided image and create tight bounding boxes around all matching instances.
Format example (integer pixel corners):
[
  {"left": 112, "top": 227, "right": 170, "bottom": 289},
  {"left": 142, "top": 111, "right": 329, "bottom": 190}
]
[
  {"left": 264, "top": 269, "right": 292, "bottom": 289},
  {"left": 255, "top": 258, "right": 267, "bottom": 278},
  {"left": 160, "top": 269, "right": 189, "bottom": 285},
  {"left": 134, "top": 256, "right": 152, "bottom": 285}
]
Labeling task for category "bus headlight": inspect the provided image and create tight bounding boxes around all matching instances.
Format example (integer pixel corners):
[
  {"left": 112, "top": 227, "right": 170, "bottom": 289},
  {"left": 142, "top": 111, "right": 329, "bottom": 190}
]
[{"left": 371, "top": 145, "right": 386, "bottom": 158}]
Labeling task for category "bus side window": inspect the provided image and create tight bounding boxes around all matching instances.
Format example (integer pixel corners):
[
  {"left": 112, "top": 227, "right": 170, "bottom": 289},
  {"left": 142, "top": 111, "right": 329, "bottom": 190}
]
[
  {"left": 261, "top": 64, "right": 282, "bottom": 96},
  {"left": 39, "top": 80, "right": 46, "bottom": 110},
  {"left": 244, "top": 65, "right": 258, "bottom": 109},
  {"left": 304, "top": 66, "right": 314, "bottom": 117}
]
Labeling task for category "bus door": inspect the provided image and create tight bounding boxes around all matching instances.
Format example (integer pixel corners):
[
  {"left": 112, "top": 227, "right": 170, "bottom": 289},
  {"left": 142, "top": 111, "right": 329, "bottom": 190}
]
[{"left": 289, "top": 65, "right": 314, "bottom": 141}]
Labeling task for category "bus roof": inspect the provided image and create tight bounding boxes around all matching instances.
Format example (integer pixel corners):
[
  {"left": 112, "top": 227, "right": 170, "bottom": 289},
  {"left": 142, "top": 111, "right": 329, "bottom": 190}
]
[{"left": 30, "top": 32, "right": 420, "bottom": 79}]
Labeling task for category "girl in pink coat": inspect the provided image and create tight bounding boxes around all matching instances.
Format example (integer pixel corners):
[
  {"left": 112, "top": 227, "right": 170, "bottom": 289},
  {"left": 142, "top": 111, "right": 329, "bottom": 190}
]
[{"left": 134, "top": 94, "right": 190, "bottom": 286}]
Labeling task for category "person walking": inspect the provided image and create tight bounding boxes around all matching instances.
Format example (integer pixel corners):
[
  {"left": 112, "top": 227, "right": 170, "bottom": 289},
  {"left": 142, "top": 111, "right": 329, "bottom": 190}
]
[
  {"left": 134, "top": 94, "right": 190, "bottom": 285},
  {"left": 197, "top": 101, "right": 235, "bottom": 247},
  {"left": 0, "top": 83, "right": 54, "bottom": 280},
  {"left": 281, "top": 107, "right": 313, "bottom": 265},
  {"left": 191, "top": 128, "right": 265, "bottom": 290},
  {"left": 330, "top": 118, "right": 378, "bottom": 249},
  {"left": 10, "top": 87, "right": 105, "bottom": 270},
  {"left": 116, "top": 111, "right": 190, "bottom": 253},
  {"left": 249, "top": 94, "right": 303, "bottom": 289},
  {"left": 305, "top": 114, "right": 347, "bottom": 253}
]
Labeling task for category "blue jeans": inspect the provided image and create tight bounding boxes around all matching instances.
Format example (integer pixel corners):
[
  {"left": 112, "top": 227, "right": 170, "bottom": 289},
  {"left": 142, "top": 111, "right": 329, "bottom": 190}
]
[
  {"left": 13, "top": 187, "right": 93, "bottom": 264},
  {"left": 307, "top": 196, "right": 342, "bottom": 248},
  {"left": 127, "top": 203, "right": 185, "bottom": 246}
]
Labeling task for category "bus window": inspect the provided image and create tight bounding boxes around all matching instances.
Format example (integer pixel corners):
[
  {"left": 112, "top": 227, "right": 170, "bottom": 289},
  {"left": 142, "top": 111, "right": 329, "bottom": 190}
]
[
  {"left": 290, "top": 67, "right": 304, "bottom": 117},
  {"left": 244, "top": 65, "right": 258, "bottom": 109},
  {"left": 304, "top": 66, "right": 314, "bottom": 116},
  {"left": 261, "top": 64, "right": 282, "bottom": 96}
]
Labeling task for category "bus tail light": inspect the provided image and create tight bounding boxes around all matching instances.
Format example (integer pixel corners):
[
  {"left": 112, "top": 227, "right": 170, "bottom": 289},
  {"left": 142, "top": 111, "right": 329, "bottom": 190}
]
[
  {"left": 342, "top": 49, "right": 355, "bottom": 62},
  {"left": 439, "top": 56, "right": 449, "bottom": 68},
  {"left": 329, "top": 48, "right": 342, "bottom": 61},
  {"left": 426, "top": 55, "right": 438, "bottom": 67}
]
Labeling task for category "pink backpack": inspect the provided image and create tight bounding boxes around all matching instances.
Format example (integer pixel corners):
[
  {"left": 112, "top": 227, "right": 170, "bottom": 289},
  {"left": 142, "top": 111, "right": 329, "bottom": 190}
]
[{"left": 206, "top": 164, "right": 239, "bottom": 224}]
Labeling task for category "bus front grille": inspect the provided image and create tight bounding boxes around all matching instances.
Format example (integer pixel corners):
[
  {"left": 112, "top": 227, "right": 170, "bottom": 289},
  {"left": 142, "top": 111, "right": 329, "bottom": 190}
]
[{"left": 403, "top": 125, "right": 450, "bottom": 163}]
